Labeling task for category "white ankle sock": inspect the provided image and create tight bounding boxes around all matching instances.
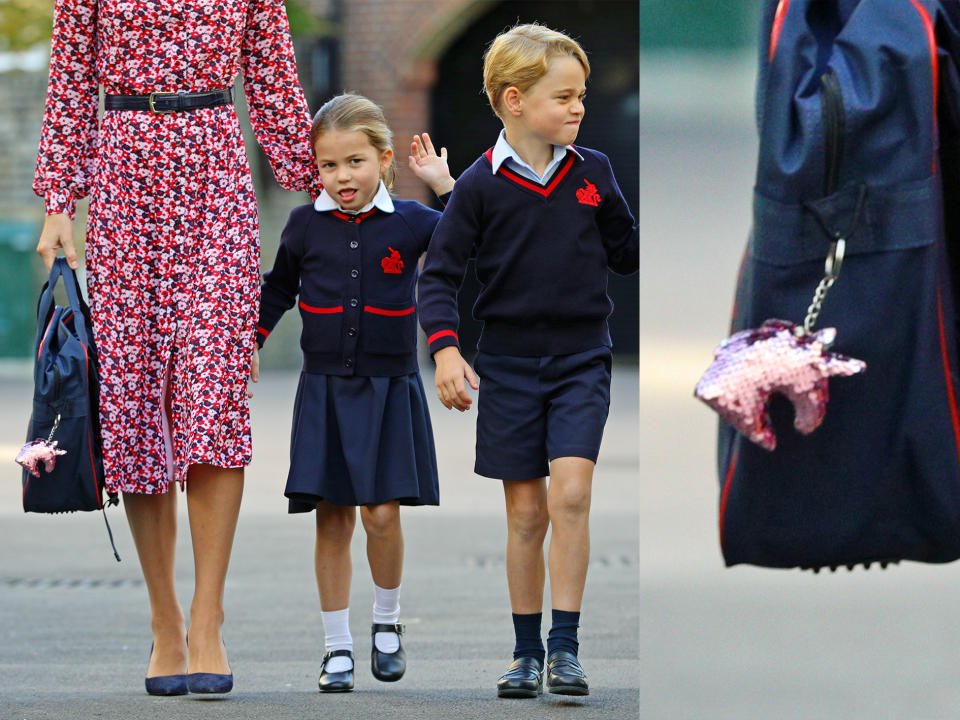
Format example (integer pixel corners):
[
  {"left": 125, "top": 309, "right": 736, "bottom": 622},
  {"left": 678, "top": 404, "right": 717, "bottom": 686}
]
[
  {"left": 373, "top": 584, "right": 401, "bottom": 653},
  {"left": 321, "top": 608, "right": 353, "bottom": 672}
]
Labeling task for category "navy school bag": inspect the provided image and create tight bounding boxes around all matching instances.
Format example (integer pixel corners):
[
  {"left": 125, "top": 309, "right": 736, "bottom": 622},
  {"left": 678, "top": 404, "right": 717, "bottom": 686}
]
[
  {"left": 21, "top": 258, "right": 120, "bottom": 560},
  {"left": 717, "top": 0, "right": 960, "bottom": 570}
]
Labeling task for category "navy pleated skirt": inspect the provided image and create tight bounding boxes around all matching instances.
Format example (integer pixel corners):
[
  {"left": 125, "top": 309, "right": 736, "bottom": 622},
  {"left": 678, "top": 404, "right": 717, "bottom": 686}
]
[{"left": 285, "top": 372, "right": 440, "bottom": 512}]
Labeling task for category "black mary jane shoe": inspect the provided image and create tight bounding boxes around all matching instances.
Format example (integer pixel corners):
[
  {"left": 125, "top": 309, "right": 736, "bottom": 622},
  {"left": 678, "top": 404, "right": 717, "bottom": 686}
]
[
  {"left": 496, "top": 656, "right": 543, "bottom": 698},
  {"left": 370, "top": 623, "right": 406, "bottom": 682},
  {"left": 546, "top": 650, "right": 589, "bottom": 696},
  {"left": 318, "top": 649, "right": 355, "bottom": 693}
]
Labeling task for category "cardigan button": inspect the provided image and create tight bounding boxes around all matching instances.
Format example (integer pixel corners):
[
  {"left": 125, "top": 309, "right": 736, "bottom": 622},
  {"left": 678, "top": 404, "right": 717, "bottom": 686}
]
[
  {"left": 351, "top": 269, "right": 359, "bottom": 278},
  {"left": 349, "top": 240, "right": 359, "bottom": 249},
  {"left": 347, "top": 327, "right": 357, "bottom": 337},
  {"left": 349, "top": 298, "right": 359, "bottom": 307},
  {"left": 344, "top": 358, "right": 353, "bottom": 367}
]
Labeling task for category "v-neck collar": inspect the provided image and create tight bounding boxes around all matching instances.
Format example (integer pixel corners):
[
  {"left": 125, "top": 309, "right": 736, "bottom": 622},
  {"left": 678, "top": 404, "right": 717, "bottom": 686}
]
[{"left": 484, "top": 147, "right": 577, "bottom": 198}]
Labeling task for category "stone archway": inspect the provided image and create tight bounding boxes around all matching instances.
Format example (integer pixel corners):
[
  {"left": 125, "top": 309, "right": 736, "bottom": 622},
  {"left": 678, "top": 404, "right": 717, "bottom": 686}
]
[{"left": 339, "top": 0, "right": 495, "bottom": 202}]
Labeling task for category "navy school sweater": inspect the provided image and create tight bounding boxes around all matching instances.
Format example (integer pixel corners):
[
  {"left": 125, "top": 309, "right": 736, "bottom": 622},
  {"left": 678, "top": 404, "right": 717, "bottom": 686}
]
[
  {"left": 418, "top": 145, "right": 639, "bottom": 357},
  {"left": 257, "top": 200, "right": 441, "bottom": 376}
]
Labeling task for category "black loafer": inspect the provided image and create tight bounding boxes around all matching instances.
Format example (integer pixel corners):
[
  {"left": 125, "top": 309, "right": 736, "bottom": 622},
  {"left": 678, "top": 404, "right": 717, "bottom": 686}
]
[
  {"left": 497, "top": 656, "right": 543, "bottom": 698},
  {"left": 318, "top": 649, "right": 355, "bottom": 693},
  {"left": 546, "top": 650, "right": 589, "bottom": 695},
  {"left": 371, "top": 623, "right": 406, "bottom": 682}
]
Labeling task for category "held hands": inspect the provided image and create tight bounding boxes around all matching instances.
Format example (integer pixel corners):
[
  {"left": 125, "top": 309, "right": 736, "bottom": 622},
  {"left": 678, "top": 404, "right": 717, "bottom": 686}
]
[
  {"left": 434, "top": 346, "right": 479, "bottom": 411},
  {"left": 36, "top": 213, "right": 79, "bottom": 271},
  {"left": 248, "top": 346, "right": 260, "bottom": 398},
  {"left": 408, "top": 133, "right": 455, "bottom": 196}
]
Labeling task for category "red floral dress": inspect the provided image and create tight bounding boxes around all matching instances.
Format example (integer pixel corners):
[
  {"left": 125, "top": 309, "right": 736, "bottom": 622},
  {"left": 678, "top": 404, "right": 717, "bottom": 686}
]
[{"left": 33, "top": 0, "right": 322, "bottom": 494}]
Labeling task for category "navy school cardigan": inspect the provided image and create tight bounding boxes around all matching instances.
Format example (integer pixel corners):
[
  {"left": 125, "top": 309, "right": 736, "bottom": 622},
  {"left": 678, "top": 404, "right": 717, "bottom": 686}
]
[
  {"left": 257, "top": 200, "right": 442, "bottom": 376},
  {"left": 418, "top": 145, "right": 639, "bottom": 357}
]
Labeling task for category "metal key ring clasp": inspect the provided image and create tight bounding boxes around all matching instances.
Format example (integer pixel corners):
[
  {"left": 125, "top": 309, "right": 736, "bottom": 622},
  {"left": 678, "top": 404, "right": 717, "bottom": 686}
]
[{"left": 825, "top": 238, "right": 845, "bottom": 279}]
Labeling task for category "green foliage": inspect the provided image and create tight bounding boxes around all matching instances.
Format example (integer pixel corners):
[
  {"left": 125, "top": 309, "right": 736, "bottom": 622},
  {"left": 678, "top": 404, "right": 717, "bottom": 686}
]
[
  {"left": 285, "top": 0, "right": 321, "bottom": 36},
  {"left": 0, "top": 0, "right": 53, "bottom": 52},
  {"left": 639, "top": 0, "right": 760, "bottom": 51}
]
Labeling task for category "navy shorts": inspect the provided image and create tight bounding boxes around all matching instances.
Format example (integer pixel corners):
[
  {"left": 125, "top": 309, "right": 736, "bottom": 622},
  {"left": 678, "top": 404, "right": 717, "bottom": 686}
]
[{"left": 473, "top": 346, "right": 612, "bottom": 481}]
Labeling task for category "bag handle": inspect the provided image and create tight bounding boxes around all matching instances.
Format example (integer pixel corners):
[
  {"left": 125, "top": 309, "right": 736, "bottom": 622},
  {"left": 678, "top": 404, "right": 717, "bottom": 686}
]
[{"left": 34, "top": 258, "right": 92, "bottom": 349}]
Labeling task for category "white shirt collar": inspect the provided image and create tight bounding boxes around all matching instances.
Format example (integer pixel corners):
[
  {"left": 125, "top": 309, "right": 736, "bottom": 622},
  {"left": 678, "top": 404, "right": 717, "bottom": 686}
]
[
  {"left": 314, "top": 180, "right": 395, "bottom": 214},
  {"left": 490, "top": 128, "right": 582, "bottom": 182}
]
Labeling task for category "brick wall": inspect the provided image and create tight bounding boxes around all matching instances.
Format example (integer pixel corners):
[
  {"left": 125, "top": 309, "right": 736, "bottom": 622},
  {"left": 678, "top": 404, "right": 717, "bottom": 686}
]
[{"left": 339, "top": 0, "right": 475, "bottom": 204}]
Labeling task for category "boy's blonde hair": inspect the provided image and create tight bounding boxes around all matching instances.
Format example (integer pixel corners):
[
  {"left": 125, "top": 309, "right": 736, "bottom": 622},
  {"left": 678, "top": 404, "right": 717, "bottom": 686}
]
[
  {"left": 310, "top": 93, "right": 397, "bottom": 190},
  {"left": 482, "top": 23, "right": 590, "bottom": 119}
]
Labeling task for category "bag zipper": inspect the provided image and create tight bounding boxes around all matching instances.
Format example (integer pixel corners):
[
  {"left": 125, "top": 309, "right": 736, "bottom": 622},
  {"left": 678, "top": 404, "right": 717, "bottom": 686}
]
[{"left": 820, "top": 69, "right": 845, "bottom": 195}]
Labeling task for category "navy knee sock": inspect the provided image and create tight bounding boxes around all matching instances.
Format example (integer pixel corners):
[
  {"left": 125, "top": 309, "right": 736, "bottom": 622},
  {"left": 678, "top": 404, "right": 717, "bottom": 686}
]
[
  {"left": 547, "top": 609, "right": 580, "bottom": 657},
  {"left": 512, "top": 612, "right": 545, "bottom": 663}
]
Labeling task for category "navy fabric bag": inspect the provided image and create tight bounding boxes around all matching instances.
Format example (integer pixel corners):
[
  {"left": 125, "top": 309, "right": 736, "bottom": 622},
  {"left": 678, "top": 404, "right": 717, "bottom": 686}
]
[
  {"left": 718, "top": 0, "right": 960, "bottom": 569},
  {"left": 22, "top": 259, "right": 119, "bottom": 557}
]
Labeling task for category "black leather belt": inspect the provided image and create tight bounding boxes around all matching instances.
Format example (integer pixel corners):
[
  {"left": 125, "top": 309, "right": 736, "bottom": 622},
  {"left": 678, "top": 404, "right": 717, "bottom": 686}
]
[{"left": 104, "top": 89, "right": 233, "bottom": 114}]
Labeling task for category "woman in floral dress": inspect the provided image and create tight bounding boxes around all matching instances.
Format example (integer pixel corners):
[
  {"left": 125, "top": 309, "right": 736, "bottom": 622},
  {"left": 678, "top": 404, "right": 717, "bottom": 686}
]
[{"left": 33, "top": 0, "right": 321, "bottom": 691}]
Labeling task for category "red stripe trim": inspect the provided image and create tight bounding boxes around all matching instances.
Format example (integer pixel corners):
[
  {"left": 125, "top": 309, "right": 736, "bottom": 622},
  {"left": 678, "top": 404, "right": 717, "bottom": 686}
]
[
  {"left": 718, "top": 448, "right": 738, "bottom": 549},
  {"left": 37, "top": 315, "right": 56, "bottom": 360},
  {"left": 769, "top": 0, "right": 790, "bottom": 62},
  {"left": 363, "top": 305, "right": 415, "bottom": 316},
  {"left": 36, "top": 311, "right": 75, "bottom": 360},
  {"left": 81, "top": 341, "right": 102, "bottom": 509},
  {"left": 728, "top": 248, "right": 748, "bottom": 332},
  {"left": 496, "top": 153, "right": 576, "bottom": 197},
  {"left": 88, "top": 429, "right": 101, "bottom": 508},
  {"left": 910, "top": 0, "right": 939, "bottom": 174},
  {"left": 331, "top": 208, "right": 378, "bottom": 222},
  {"left": 428, "top": 329, "right": 458, "bottom": 345},
  {"left": 936, "top": 288, "right": 960, "bottom": 473},
  {"left": 299, "top": 301, "right": 343, "bottom": 314},
  {"left": 256, "top": 326, "right": 270, "bottom": 338}
]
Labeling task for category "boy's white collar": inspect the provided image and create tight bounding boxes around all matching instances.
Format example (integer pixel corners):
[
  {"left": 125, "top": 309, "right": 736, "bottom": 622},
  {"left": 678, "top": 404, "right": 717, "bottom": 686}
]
[
  {"left": 314, "top": 180, "right": 395, "bottom": 214},
  {"left": 490, "top": 128, "right": 581, "bottom": 175}
]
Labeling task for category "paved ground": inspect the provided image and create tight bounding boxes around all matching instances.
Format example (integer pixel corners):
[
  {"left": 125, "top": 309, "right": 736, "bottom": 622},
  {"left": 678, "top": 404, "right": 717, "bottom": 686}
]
[{"left": 0, "top": 365, "right": 639, "bottom": 720}]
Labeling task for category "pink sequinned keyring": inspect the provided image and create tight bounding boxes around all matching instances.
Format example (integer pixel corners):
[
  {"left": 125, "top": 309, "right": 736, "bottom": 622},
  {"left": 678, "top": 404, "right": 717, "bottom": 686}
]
[
  {"left": 695, "top": 239, "right": 866, "bottom": 450},
  {"left": 16, "top": 412, "right": 67, "bottom": 478}
]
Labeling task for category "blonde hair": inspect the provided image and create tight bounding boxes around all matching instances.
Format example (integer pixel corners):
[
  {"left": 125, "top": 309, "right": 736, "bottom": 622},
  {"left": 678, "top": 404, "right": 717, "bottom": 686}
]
[
  {"left": 310, "top": 93, "right": 397, "bottom": 190},
  {"left": 483, "top": 23, "right": 590, "bottom": 119}
]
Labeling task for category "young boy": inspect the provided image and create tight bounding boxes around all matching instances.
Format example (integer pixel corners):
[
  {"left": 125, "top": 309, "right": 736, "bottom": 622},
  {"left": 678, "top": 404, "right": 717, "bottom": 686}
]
[{"left": 417, "top": 24, "right": 638, "bottom": 698}]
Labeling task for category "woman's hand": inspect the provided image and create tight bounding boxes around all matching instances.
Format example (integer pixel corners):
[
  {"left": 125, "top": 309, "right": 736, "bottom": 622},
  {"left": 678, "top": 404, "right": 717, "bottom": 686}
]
[
  {"left": 433, "top": 345, "right": 478, "bottom": 411},
  {"left": 408, "top": 133, "right": 455, "bottom": 196},
  {"left": 36, "top": 213, "right": 79, "bottom": 271},
  {"left": 248, "top": 346, "right": 260, "bottom": 398}
]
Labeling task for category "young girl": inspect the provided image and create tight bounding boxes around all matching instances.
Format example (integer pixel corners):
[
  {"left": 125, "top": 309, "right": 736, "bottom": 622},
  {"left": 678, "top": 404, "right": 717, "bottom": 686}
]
[{"left": 250, "top": 94, "right": 454, "bottom": 692}]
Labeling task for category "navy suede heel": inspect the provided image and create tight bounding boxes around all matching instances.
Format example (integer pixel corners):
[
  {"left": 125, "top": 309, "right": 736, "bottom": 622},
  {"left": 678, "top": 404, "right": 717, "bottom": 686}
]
[
  {"left": 186, "top": 672, "right": 233, "bottom": 694},
  {"left": 186, "top": 638, "right": 232, "bottom": 694},
  {"left": 145, "top": 644, "right": 188, "bottom": 696}
]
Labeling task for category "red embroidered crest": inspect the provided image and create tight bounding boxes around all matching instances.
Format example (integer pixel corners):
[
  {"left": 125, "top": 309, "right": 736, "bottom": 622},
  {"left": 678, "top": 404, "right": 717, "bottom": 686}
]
[
  {"left": 575, "top": 179, "right": 602, "bottom": 207},
  {"left": 381, "top": 247, "right": 404, "bottom": 274}
]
